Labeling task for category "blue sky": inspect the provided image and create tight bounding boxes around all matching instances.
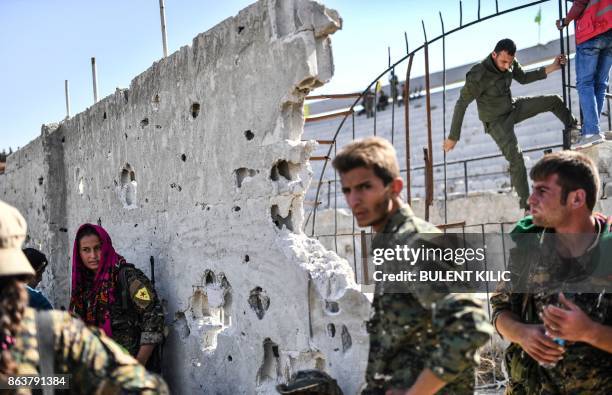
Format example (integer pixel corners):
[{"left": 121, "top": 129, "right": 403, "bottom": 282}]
[{"left": 0, "top": 0, "right": 567, "bottom": 152}]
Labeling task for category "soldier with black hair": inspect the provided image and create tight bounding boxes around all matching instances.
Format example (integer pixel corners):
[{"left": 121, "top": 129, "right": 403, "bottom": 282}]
[
  {"left": 22, "top": 248, "right": 52, "bottom": 310},
  {"left": 444, "top": 38, "right": 579, "bottom": 211}
]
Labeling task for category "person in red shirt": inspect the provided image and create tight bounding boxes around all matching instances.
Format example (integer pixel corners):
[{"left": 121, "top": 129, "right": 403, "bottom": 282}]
[{"left": 557, "top": 0, "right": 612, "bottom": 146}]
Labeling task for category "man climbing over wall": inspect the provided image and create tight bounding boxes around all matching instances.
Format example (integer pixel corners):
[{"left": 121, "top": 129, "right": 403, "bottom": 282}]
[
  {"left": 491, "top": 151, "right": 612, "bottom": 393},
  {"left": 333, "top": 137, "right": 493, "bottom": 395},
  {"left": 443, "top": 38, "right": 579, "bottom": 211}
]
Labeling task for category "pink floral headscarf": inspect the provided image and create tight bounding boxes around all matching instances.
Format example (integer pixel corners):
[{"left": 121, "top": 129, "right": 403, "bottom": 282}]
[{"left": 69, "top": 224, "right": 126, "bottom": 336}]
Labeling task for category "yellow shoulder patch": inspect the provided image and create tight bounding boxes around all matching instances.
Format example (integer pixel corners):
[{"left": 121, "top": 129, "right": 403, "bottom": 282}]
[{"left": 135, "top": 287, "right": 151, "bottom": 301}]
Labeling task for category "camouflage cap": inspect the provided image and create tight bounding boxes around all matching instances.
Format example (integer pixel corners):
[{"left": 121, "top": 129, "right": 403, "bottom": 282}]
[
  {"left": 276, "top": 370, "right": 343, "bottom": 395},
  {"left": 0, "top": 200, "right": 35, "bottom": 277}
]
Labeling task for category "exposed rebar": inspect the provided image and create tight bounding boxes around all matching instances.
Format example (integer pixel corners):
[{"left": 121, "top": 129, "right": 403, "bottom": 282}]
[
  {"left": 404, "top": 54, "right": 414, "bottom": 205},
  {"left": 91, "top": 57, "right": 98, "bottom": 103},
  {"left": 159, "top": 0, "right": 169, "bottom": 57},
  {"left": 558, "top": 0, "right": 569, "bottom": 149},
  {"left": 422, "top": 21, "right": 434, "bottom": 216},
  {"left": 64, "top": 80, "right": 71, "bottom": 119},
  {"left": 440, "top": 11, "right": 448, "bottom": 224}
]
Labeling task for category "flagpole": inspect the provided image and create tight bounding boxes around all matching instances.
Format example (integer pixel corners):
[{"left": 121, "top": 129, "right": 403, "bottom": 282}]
[{"left": 539, "top": 23, "right": 541, "bottom": 44}]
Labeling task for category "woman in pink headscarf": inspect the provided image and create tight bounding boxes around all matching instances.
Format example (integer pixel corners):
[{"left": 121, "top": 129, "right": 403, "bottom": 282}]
[{"left": 69, "top": 223, "right": 164, "bottom": 369}]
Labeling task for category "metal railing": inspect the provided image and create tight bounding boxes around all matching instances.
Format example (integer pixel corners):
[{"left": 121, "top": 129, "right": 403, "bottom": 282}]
[{"left": 304, "top": 0, "right": 566, "bottom": 240}]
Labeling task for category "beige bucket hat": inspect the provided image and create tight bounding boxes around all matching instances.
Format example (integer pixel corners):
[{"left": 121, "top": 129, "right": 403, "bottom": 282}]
[{"left": 0, "top": 200, "right": 35, "bottom": 277}]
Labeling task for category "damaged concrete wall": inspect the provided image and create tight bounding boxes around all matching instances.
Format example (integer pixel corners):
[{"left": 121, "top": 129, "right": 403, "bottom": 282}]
[{"left": 0, "top": 1, "right": 371, "bottom": 393}]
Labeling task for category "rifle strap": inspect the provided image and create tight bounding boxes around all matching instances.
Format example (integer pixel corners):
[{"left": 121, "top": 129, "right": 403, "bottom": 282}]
[{"left": 35, "top": 311, "right": 55, "bottom": 395}]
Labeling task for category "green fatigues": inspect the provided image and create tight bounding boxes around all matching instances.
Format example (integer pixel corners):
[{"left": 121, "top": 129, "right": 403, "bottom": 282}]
[
  {"left": 363, "top": 206, "right": 493, "bottom": 394},
  {"left": 1, "top": 307, "right": 168, "bottom": 395},
  {"left": 111, "top": 265, "right": 164, "bottom": 357},
  {"left": 450, "top": 55, "right": 577, "bottom": 209},
  {"left": 490, "top": 216, "right": 612, "bottom": 394}
]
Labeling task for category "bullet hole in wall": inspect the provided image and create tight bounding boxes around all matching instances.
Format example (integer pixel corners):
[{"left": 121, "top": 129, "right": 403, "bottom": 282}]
[
  {"left": 244, "top": 130, "right": 254, "bottom": 140},
  {"left": 103, "top": 112, "right": 107, "bottom": 120},
  {"left": 271, "top": 205, "right": 293, "bottom": 231},
  {"left": 325, "top": 300, "right": 340, "bottom": 314},
  {"left": 38, "top": 177, "right": 43, "bottom": 186},
  {"left": 191, "top": 270, "right": 232, "bottom": 349},
  {"left": 341, "top": 325, "right": 352, "bottom": 353},
  {"left": 234, "top": 168, "right": 258, "bottom": 188},
  {"left": 244, "top": 255, "right": 250, "bottom": 263},
  {"left": 151, "top": 94, "right": 160, "bottom": 112},
  {"left": 140, "top": 118, "right": 149, "bottom": 128},
  {"left": 119, "top": 164, "right": 137, "bottom": 207},
  {"left": 181, "top": 154, "right": 187, "bottom": 162},
  {"left": 237, "top": 26, "right": 245, "bottom": 34},
  {"left": 248, "top": 286, "right": 270, "bottom": 320},
  {"left": 258, "top": 338, "right": 281, "bottom": 385},
  {"left": 191, "top": 103, "right": 201, "bottom": 119},
  {"left": 327, "top": 323, "right": 336, "bottom": 338},
  {"left": 269, "top": 160, "right": 293, "bottom": 181},
  {"left": 233, "top": 206, "right": 241, "bottom": 212}
]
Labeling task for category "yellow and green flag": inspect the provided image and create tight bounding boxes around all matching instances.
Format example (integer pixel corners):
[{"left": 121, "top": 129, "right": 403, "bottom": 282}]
[{"left": 534, "top": 7, "right": 541, "bottom": 24}]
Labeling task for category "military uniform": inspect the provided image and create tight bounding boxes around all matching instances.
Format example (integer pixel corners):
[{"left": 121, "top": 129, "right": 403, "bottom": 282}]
[
  {"left": 1, "top": 307, "right": 168, "bottom": 395},
  {"left": 490, "top": 216, "right": 612, "bottom": 394},
  {"left": 110, "top": 264, "right": 165, "bottom": 358},
  {"left": 449, "top": 55, "right": 577, "bottom": 208},
  {"left": 363, "top": 206, "right": 493, "bottom": 394}
]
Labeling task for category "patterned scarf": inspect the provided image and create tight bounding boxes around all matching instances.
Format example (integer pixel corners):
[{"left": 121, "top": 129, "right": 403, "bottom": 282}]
[{"left": 69, "top": 224, "right": 125, "bottom": 337}]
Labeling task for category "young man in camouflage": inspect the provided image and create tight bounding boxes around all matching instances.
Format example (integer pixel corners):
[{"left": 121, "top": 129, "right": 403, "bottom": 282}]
[
  {"left": 333, "top": 137, "right": 493, "bottom": 395},
  {"left": 490, "top": 151, "right": 612, "bottom": 393},
  {"left": 0, "top": 199, "right": 168, "bottom": 394},
  {"left": 444, "top": 38, "right": 578, "bottom": 210}
]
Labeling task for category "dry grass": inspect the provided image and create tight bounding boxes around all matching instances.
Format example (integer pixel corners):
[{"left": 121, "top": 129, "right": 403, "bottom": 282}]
[{"left": 475, "top": 336, "right": 507, "bottom": 391}]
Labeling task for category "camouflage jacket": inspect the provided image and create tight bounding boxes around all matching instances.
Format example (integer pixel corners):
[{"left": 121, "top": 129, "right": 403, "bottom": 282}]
[
  {"left": 111, "top": 264, "right": 165, "bottom": 356},
  {"left": 1, "top": 307, "right": 168, "bottom": 395},
  {"left": 490, "top": 216, "right": 612, "bottom": 394},
  {"left": 364, "top": 206, "right": 493, "bottom": 394}
]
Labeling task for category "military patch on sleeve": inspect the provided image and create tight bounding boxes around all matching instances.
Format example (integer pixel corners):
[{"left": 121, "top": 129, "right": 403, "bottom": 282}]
[
  {"left": 135, "top": 287, "right": 151, "bottom": 301},
  {"left": 129, "top": 278, "right": 152, "bottom": 309}
]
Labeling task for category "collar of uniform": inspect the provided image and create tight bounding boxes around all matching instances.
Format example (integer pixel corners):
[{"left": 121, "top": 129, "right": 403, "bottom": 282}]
[
  {"left": 483, "top": 54, "right": 512, "bottom": 75},
  {"left": 372, "top": 205, "right": 413, "bottom": 244}
]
